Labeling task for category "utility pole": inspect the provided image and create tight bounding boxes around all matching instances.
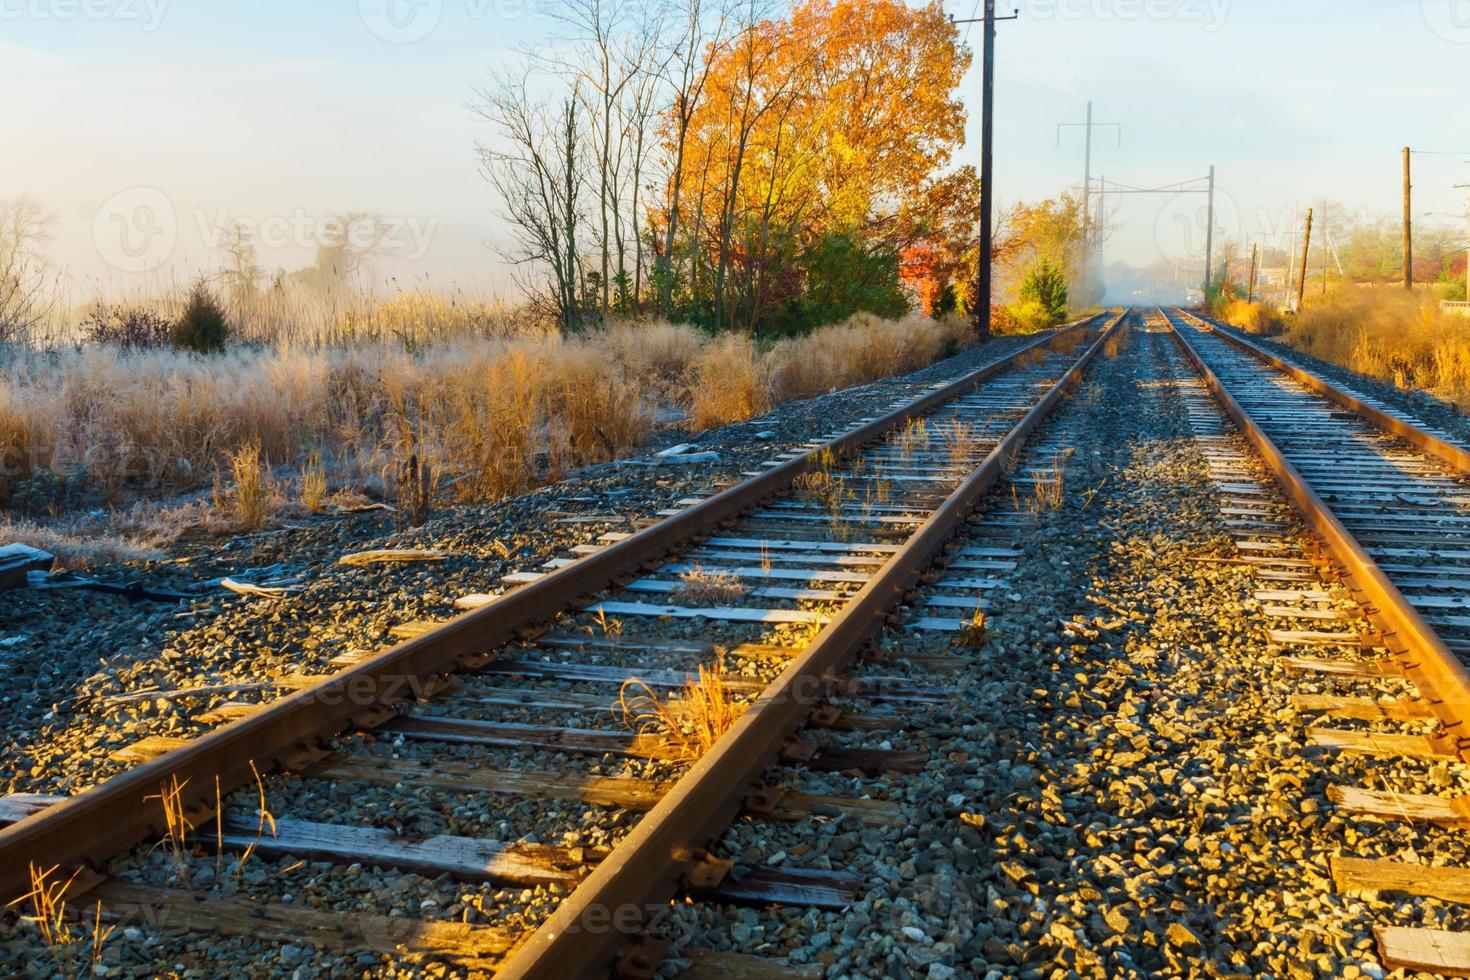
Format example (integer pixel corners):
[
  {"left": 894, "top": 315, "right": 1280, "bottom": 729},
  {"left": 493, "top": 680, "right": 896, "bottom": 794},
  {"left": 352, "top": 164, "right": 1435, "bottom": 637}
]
[
  {"left": 1321, "top": 201, "right": 1329, "bottom": 297},
  {"left": 959, "top": 0, "right": 1018, "bottom": 340},
  {"left": 1458, "top": 179, "right": 1470, "bottom": 302},
  {"left": 1057, "top": 103, "right": 1120, "bottom": 308},
  {"left": 1404, "top": 147, "right": 1414, "bottom": 290},
  {"left": 1203, "top": 164, "right": 1216, "bottom": 296},
  {"left": 1247, "top": 242, "right": 1258, "bottom": 304},
  {"left": 1296, "top": 207, "right": 1313, "bottom": 311}
]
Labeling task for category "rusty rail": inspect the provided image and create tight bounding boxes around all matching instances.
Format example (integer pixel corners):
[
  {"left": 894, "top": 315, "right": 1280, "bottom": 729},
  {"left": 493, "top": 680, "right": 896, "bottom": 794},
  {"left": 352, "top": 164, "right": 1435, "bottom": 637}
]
[
  {"left": 0, "top": 313, "right": 1115, "bottom": 907},
  {"left": 1164, "top": 310, "right": 1470, "bottom": 759},
  {"left": 496, "top": 313, "right": 1126, "bottom": 979}
]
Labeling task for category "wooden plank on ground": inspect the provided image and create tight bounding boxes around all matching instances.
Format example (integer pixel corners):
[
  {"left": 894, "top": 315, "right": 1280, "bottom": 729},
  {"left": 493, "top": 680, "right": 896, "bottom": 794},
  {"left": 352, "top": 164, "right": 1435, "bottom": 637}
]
[
  {"left": 0, "top": 544, "right": 54, "bottom": 590},
  {"left": 1327, "top": 785, "right": 1470, "bottom": 826},
  {"left": 680, "top": 950, "right": 820, "bottom": 979},
  {"left": 110, "top": 736, "right": 191, "bottom": 763},
  {"left": 1376, "top": 927, "right": 1470, "bottom": 976},
  {"left": 1290, "top": 694, "right": 1432, "bottom": 721},
  {"left": 213, "top": 816, "right": 593, "bottom": 886},
  {"left": 339, "top": 549, "right": 449, "bottom": 566},
  {"left": 0, "top": 793, "right": 63, "bottom": 824},
  {"left": 88, "top": 880, "right": 513, "bottom": 968},
  {"left": 311, "top": 759, "right": 900, "bottom": 826},
  {"left": 1268, "top": 629, "right": 1378, "bottom": 647},
  {"left": 802, "top": 748, "right": 929, "bottom": 775},
  {"left": 697, "top": 866, "right": 862, "bottom": 909},
  {"left": 1280, "top": 656, "right": 1395, "bottom": 678},
  {"left": 386, "top": 715, "right": 687, "bottom": 760},
  {"left": 585, "top": 600, "right": 827, "bottom": 626},
  {"left": 1306, "top": 728, "right": 1451, "bottom": 760},
  {"left": 1334, "top": 856, "right": 1470, "bottom": 903}
]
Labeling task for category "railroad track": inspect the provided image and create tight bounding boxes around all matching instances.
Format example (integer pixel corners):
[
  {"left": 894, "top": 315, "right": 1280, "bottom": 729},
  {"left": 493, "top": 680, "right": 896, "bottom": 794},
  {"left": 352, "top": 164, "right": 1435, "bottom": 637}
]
[
  {"left": 0, "top": 312, "right": 1123, "bottom": 977},
  {"left": 1163, "top": 306, "right": 1470, "bottom": 975}
]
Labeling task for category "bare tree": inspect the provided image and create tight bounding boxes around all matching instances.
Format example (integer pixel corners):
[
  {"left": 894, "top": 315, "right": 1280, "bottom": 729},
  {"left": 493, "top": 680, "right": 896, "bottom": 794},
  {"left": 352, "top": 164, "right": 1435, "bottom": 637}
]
[
  {"left": 218, "top": 220, "right": 264, "bottom": 309},
  {"left": 474, "top": 66, "right": 586, "bottom": 330},
  {"left": 0, "top": 197, "right": 56, "bottom": 343}
]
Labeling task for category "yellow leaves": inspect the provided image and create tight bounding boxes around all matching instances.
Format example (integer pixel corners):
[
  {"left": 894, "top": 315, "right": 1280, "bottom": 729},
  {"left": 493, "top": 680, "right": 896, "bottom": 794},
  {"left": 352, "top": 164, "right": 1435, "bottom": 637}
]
[{"left": 676, "top": 0, "right": 970, "bottom": 245}]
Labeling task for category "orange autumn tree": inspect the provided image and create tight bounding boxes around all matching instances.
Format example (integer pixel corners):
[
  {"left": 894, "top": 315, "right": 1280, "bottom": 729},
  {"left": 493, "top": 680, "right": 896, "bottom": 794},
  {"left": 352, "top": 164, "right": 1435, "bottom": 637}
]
[{"left": 661, "top": 0, "right": 972, "bottom": 334}]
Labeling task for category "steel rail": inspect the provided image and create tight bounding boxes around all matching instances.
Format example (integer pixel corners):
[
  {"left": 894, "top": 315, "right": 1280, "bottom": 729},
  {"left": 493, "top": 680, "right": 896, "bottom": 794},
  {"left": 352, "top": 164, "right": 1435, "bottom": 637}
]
[
  {"left": 1171, "top": 307, "right": 1470, "bottom": 474},
  {"left": 1164, "top": 312, "right": 1470, "bottom": 759},
  {"left": 496, "top": 313, "right": 1126, "bottom": 980},
  {"left": 0, "top": 314, "right": 1112, "bottom": 907}
]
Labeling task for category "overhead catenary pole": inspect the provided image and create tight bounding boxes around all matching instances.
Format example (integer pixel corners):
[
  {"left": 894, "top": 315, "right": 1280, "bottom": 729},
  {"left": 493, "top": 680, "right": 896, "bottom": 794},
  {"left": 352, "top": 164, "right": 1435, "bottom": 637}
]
[
  {"left": 1247, "top": 242, "right": 1259, "bottom": 304},
  {"left": 1458, "top": 179, "right": 1470, "bottom": 301},
  {"left": 1057, "top": 103, "right": 1120, "bottom": 309},
  {"left": 1404, "top": 146, "right": 1414, "bottom": 290},
  {"left": 1296, "top": 207, "right": 1314, "bottom": 311},
  {"left": 1081, "top": 100, "right": 1092, "bottom": 305},
  {"left": 1203, "top": 164, "right": 1216, "bottom": 296}
]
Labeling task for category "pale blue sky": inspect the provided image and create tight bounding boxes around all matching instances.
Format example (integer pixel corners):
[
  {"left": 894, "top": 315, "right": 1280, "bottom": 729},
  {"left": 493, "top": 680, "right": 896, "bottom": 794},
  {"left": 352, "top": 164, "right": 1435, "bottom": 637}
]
[{"left": 2, "top": 0, "right": 1467, "bottom": 298}]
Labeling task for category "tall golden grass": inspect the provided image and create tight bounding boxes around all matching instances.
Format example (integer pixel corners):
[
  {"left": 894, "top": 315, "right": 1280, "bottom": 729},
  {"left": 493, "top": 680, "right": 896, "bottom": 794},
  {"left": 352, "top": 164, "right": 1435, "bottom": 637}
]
[
  {"left": 0, "top": 307, "right": 976, "bottom": 515},
  {"left": 1215, "top": 298, "right": 1286, "bottom": 336},
  {"left": 1281, "top": 288, "right": 1470, "bottom": 408}
]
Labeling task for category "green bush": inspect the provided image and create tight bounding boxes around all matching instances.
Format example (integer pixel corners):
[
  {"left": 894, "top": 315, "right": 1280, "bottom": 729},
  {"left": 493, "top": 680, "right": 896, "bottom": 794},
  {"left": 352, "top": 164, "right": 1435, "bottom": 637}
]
[
  {"left": 172, "top": 281, "right": 231, "bottom": 354},
  {"left": 1017, "top": 258, "right": 1068, "bottom": 326}
]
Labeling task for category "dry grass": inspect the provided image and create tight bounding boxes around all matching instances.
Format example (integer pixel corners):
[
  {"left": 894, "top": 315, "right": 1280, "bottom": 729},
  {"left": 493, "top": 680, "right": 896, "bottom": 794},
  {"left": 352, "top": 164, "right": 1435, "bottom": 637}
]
[
  {"left": 6, "top": 863, "right": 114, "bottom": 978},
  {"left": 671, "top": 565, "right": 749, "bottom": 605},
  {"left": 618, "top": 652, "right": 740, "bottom": 758},
  {"left": 895, "top": 417, "right": 930, "bottom": 459},
  {"left": 1, "top": 307, "right": 976, "bottom": 520},
  {"left": 1282, "top": 288, "right": 1470, "bottom": 407},
  {"left": 299, "top": 452, "right": 327, "bottom": 512},
  {"left": 954, "top": 605, "right": 992, "bottom": 650},
  {"left": 1103, "top": 324, "right": 1131, "bottom": 358},
  {"left": 768, "top": 312, "right": 972, "bottom": 403},
  {"left": 939, "top": 420, "right": 983, "bottom": 468},
  {"left": 1025, "top": 451, "right": 1071, "bottom": 513},
  {"left": 0, "top": 516, "right": 166, "bottom": 569},
  {"left": 1216, "top": 298, "right": 1286, "bottom": 336},
  {"left": 687, "top": 333, "right": 772, "bottom": 430},
  {"left": 146, "top": 775, "right": 195, "bottom": 886},
  {"left": 225, "top": 441, "right": 268, "bottom": 529}
]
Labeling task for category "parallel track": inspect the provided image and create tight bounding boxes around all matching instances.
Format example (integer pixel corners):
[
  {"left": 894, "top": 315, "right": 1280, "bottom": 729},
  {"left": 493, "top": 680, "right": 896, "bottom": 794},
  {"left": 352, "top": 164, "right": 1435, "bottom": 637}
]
[
  {"left": 1165, "top": 306, "right": 1470, "bottom": 739},
  {"left": 0, "top": 313, "right": 1123, "bottom": 976}
]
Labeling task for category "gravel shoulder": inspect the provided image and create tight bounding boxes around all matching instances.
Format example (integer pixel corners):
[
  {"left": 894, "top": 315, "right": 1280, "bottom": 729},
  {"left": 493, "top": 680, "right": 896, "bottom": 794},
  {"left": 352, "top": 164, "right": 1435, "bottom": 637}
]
[
  {"left": 0, "top": 332, "right": 1036, "bottom": 798},
  {"left": 657, "top": 319, "right": 1468, "bottom": 978}
]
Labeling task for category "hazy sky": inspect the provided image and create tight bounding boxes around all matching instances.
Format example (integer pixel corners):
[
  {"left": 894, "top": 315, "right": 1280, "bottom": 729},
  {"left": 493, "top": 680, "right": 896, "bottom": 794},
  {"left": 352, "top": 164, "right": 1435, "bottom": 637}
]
[{"left": 2, "top": 0, "right": 1468, "bottom": 300}]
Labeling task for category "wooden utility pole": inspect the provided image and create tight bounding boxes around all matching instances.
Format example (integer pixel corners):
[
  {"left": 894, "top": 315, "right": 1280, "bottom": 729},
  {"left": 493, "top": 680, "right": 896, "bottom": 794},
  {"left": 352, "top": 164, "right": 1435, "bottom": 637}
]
[
  {"left": 1247, "top": 242, "right": 1258, "bottom": 304},
  {"left": 1404, "top": 147, "right": 1414, "bottom": 290},
  {"left": 1321, "top": 201, "right": 1329, "bottom": 297},
  {"left": 1296, "top": 207, "right": 1313, "bottom": 311},
  {"left": 959, "top": 1, "right": 1016, "bottom": 339}
]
